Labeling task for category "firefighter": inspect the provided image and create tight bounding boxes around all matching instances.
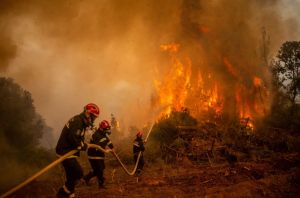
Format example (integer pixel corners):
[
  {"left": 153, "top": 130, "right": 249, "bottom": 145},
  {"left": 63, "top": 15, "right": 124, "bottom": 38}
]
[
  {"left": 133, "top": 131, "right": 145, "bottom": 176},
  {"left": 83, "top": 120, "right": 114, "bottom": 188},
  {"left": 56, "top": 103, "right": 100, "bottom": 198},
  {"left": 110, "top": 113, "right": 117, "bottom": 130}
]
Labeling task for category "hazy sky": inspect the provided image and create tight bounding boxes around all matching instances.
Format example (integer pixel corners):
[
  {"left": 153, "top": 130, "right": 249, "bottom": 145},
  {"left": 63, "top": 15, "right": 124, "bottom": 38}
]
[{"left": 0, "top": 0, "right": 299, "bottom": 143}]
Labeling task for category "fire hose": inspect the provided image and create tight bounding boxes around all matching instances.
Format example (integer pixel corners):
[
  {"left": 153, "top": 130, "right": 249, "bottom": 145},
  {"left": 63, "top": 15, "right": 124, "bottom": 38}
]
[
  {"left": 111, "top": 122, "right": 154, "bottom": 176},
  {"left": 0, "top": 149, "right": 78, "bottom": 198},
  {"left": 0, "top": 122, "right": 154, "bottom": 198}
]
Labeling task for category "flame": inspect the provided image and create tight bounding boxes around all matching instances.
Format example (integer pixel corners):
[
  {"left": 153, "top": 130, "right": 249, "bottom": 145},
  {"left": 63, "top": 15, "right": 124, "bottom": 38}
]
[
  {"left": 252, "top": 76, "right": 268, "bottom": 117},
  {"left": 234, "top": 76, "right": 267, "bottom": 130},
  {"left": 154, "top": 43, "right": 191, "bottom": 116},
  {"left": 253, "top": 76, "right": 262, "bottom": 87},
  {"left": 235, "top": 85, "right": 250, "bottom": 115},
  {"left": 153, "top": 43, "right": 269, "bottom": 130},
  {"left": 154, "top": 43, "right": 223, "bottom": 118},
  {"left": 223, "top": 57, "right": 238, "bottom": 78},
  {"left": 160, "top": 43, "right": 180, "bottom": 53}
]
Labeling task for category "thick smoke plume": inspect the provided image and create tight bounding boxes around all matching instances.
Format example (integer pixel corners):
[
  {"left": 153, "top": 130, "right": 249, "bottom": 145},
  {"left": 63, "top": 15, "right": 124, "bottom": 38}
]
[{"left": 0, "top": 0, "right": 299, "bottom": 144}]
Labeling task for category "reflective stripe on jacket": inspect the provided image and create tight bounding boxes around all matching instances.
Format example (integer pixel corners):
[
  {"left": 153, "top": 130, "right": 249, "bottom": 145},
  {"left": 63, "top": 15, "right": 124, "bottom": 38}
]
[
  {"left": 133, "top": 137, "right": 145, "bottom": 155},
  {"left": 87, "top": 129, "right": 114, "bottom": 158}
]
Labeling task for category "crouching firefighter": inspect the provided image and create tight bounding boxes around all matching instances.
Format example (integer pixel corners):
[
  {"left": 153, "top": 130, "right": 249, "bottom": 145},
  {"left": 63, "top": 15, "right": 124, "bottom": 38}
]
[
  {"left": 83, "top": 120, "right": 114, "bottom": 188},
  {"left": 56, "top": 103, "right": 100, "bottom": 198},
  {"left": 133, "top": 131, "right": 145, "bottom": 176}
]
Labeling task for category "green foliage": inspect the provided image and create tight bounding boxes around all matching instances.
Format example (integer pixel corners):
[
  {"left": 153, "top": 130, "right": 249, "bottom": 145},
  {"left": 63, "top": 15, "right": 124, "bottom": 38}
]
[
  {"left": 151, "top": 108, "right": 197, "bottom": 146},
  {"left": 0, "top": 77, "right": 47, "bottom": 150},
  {"left": 269, "top": 41, "right": 300, "bottom": 131},
  {"left": 0, "top": 77, "right": 54, "bottom": 192},
  {"left": 143, "top": 139, "right": 162, "bottom": 163},
  {"left": 222, "top": 119, "right": 254, "bottom": 153},
  {"left": 273, "top": 41, "right": 300, "bottom": 104}
]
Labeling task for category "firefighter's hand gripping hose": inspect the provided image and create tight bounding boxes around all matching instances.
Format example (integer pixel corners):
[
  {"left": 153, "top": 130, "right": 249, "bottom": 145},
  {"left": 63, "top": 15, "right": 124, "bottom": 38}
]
[{"left": 0, "top": 122, "right": 154, "bottom": 198}]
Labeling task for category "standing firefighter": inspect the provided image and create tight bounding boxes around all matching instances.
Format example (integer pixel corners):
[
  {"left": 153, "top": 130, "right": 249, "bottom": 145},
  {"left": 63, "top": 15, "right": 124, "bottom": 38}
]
[
  {"left": 56, "top": 103, "right": 100, "bottom": 198},
  {"left": 84, "top": 120, "right": 114, "bottom": 188},
  {"left": 110, "top": 113, "right": 117, "bottom": 130},
  {"left": 133, "top": 131, "right": 145, "bottom": 176}
]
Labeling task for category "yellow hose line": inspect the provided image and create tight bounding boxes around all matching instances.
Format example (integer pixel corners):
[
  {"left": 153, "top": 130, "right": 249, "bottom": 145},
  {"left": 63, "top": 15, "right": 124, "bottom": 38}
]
[
  {"left": 145, "top": 122, "right": 154, "bottom": 142},
  {"left": 88, "top": 143, "right": 112, "bottom": 153},
  {"left": 111, "top": 151, "right": 142, "bottom": 176},
  {"left": 0, "top": 150, "right": 78, "bottom": 198},
  {"left": 0, "top": 122, "right": 155, "bottom": 197},
  {"left": 112, "top": 122, "right": 154, "bottom": 176}
]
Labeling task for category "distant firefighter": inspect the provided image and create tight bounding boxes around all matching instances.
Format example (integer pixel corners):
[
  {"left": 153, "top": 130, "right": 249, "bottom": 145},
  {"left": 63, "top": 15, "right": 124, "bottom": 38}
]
[
  {"left": 84, "top": 120, "right": 114, "bottom": 189},
  {"left": 110, "top": 113, "right": 117, "bottom": 130},
  {"left": 110, "top": 113, "right": 122, "bottom": 140},
  {"left": 133, "top": 131, "right": 145, "bottom": 176},
  {"left": 56, "top": 103, "right": 100, "bottom": 198}
]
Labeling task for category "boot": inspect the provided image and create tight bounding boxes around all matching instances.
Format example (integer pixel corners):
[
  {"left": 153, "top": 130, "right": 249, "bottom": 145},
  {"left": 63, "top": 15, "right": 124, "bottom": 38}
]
[
  {"left": 98, "top": 178, "right": 106, "bottom": 189},
  {"left": 56, "top": 187, "right": 69, "bottom": 198},
  {"left": 83, "top": 172, "right": 94, "bottom": 186},
  {"left": 135, "top": 169, "right": 142, "bottom": 176}
]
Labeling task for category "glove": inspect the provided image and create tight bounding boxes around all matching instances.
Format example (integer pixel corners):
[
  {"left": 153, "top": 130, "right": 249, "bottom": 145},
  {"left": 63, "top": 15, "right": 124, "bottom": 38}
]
[
  {"left": 77, "top": 142, "right": 88, "bottom": 151},
  {"left": 82, "top": 142, "right": 88, "bottom": 151}
]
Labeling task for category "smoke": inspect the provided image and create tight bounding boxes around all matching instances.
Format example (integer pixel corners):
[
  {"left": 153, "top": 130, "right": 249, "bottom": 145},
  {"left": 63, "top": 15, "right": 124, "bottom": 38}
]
[{"left": 0, "top": 0, "right": 299, "bottom": 144}]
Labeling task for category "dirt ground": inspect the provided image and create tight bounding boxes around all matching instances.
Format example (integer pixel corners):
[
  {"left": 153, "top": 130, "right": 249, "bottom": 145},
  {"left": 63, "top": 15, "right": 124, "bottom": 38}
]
[{"left": 8, "top": 152, "right": 300, "bottom": 198}]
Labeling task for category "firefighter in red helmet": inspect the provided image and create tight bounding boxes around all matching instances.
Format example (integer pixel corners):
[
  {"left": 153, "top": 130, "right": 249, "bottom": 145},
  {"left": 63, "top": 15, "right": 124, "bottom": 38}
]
[
  {"left": 83, "top": 120, "right": 114, "bottom": 189},
  {"left": 56, "top": 103, "right": 100, "bottom": 198},
  {"left": 133, "top": 131, "right": 145, "bottom": 176}
]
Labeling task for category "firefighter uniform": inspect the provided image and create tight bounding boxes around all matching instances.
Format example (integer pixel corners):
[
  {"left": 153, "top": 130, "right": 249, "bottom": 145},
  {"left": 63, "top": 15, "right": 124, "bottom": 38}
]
[
  {"left": 84, "top": 129, "right": 114, "bottom": 187},
  {"left": 56, "top": 113, "right": 89, "bottom": 198},
  {"left": 133, "top": 136, "right": 145, "bottom": 175}
]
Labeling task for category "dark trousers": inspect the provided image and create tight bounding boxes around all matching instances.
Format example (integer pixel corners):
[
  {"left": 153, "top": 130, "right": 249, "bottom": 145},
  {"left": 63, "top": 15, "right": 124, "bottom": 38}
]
[
  {"left": 134, "top": 153, "right": 144, "bottom": 174},
  {"left": 60, "top": 158, "right": 83, "bottom": 194},
  {"left": 85, "top": 159, "right": 105, "bottom": 185}
]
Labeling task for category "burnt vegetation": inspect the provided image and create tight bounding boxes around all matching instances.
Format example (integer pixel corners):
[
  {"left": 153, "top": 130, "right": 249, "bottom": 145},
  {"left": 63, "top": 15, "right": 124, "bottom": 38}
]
[{"left": 147, "top": 41, "right": 300, "bottom": 165}]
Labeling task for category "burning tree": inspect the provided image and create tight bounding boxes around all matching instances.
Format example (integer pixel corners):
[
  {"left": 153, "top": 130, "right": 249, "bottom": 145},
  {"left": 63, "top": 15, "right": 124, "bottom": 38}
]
[{"left": 152, "top": 42, "right": 270, "bottom": 130}]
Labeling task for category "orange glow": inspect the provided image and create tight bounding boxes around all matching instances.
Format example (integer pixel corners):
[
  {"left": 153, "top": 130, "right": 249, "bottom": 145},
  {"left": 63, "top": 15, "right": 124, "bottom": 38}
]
[
  {"left": 154, "top": 43, "right": 224, "bottom": 118},
  {"left": 223, "top": 57, "right": 238, "bottom": 78},
  {"left": 153, "top": 43, "right": 269, "bottom": 130},
  {"left": 199, "top": 26, "right": 211, "bottom": 33},
  {"left": 253, "top": 76, "right": 262, "bottom": 87},
  {"left": 154, "top": 43, "right": 191, "bottom": 116},
  {"left": 235, "top": 84, "right": 255, "bottom": 130},
  {"left": 160, "top": 43, "right": 180, "bottom": 53}
]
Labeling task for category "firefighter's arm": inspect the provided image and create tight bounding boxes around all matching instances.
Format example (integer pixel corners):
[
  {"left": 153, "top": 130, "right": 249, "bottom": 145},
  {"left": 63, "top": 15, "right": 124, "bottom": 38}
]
[
  {"left": 140, "top": 141, "right": 145, "bottom": 152},
  {"left": 104, "top": 138, "right": 114, "bottom": 153},
  {"left": 107, "top": 137, "right": 114, "bottom": 149},
  {"left": 67, "top": 117, "right": 87, "bottom": 151}
]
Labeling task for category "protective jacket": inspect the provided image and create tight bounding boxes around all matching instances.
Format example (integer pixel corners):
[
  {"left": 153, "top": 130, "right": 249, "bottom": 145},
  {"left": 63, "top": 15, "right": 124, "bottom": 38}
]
[
  {"left": 133, "top": 137, "right": 145, "bottom": 155},
  {"left": 87, "top": 129, "right": 114, "bottom": 159},
  {"left": 56, "top": 113, "right": 88, "bottom": 156}
]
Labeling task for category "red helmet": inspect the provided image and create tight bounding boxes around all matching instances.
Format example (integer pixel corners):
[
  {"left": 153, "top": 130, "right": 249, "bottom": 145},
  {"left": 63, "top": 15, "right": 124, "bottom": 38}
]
[
  {"left": 84, "top": 103, "right": 100, "bottom": 117},
  {"left": 99, "top": 120, "right": 110, "bottom": 130},
  {"left": 136, "top": 131, "right": 143, "bottom": 138}
]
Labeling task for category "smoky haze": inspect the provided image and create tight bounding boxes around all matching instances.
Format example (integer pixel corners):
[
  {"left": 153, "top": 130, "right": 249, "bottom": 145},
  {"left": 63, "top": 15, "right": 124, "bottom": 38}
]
[{"left": 0, "top": 0, "right": 299, "bottom": 145}]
